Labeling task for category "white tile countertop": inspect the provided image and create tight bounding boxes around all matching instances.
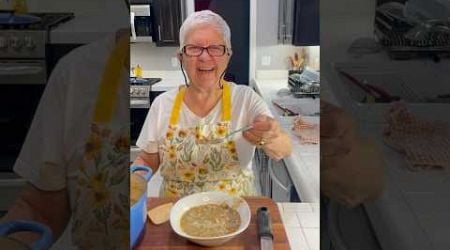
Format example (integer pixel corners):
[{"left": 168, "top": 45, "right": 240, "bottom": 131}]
[
  {"left": 278, "top": 202, "right": 320, "bottom": 250},
  {"left": 252, "top": 77, "right": 320, "bottom": 203}
]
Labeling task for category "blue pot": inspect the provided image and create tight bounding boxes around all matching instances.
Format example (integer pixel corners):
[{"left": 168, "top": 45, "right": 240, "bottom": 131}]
[
  {"left": 130, "top": 165, "right": 152, "bottom": 249},
  {"left": 0, "top": 220, "right": 52, "bottom": 250}
]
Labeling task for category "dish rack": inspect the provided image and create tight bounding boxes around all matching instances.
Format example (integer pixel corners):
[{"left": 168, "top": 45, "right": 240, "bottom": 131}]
[
  {"left": 374, "top": 7, "right": 450, "bottom": 60},
  {"left": 288, "top": 67, "right": 320, "bottom": 98}
]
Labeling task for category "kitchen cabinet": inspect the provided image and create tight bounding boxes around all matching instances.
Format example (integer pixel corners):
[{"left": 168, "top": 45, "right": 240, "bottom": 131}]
[
  {"left": 152, "top": 0, "right": 182, "bottom": 46},
  {"left": 292, "top": 0, "right": 319, "bottom": 46},
  {"left": 189, "top": 0, "right": 250, "bottom": 85},
  {"left": 278, "top": 0, "right": 319, "bottom": 46}
]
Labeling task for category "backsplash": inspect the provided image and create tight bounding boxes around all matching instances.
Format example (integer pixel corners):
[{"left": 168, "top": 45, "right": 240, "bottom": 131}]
[
  {"left": 256, "top": 45, "right": 319, "bottom": 71},
  {"left": 131, "top": 43, "right": 180, "bottom": 71}
]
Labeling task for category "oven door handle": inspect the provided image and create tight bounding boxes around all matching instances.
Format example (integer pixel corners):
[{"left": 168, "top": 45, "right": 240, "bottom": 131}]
[
  {"left": 268, "top": 159, "right": 292, "bottom": 192},
  {"left": 0, "top": 65, "right": 44, "bottom": 75}
]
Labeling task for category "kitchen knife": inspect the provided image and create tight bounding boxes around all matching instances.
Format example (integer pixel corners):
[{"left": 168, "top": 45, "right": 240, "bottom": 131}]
[
  {"left": 257, "top": 207, "right": 273, "bottom": 250},
  {"left": 272, "top": 100, "right": 298, "bottom": 116},
  {"left": 338, "top": 70, "right": 399, "bottom": 102}
]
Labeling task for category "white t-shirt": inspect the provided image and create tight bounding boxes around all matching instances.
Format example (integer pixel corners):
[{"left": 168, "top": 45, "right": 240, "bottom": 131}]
[
  {"left": 13, "top": 34, "right": 128, "bottom": 247},
  {"left": 136, "top": 82, "right": 272, "bottom": 171}
]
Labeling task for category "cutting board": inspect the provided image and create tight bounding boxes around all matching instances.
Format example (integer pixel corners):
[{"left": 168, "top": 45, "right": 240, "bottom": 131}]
[{"left": 134, "top": 196, "right": 290, "bottom": 249}]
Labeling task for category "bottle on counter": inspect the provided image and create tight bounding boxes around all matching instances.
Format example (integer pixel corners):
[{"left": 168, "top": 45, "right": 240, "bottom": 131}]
[{"left": 135, "top": 64, "right": 143, "bottom": 78}]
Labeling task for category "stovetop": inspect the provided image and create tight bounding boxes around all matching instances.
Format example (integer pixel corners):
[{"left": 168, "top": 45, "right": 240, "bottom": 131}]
[
  {"left": 0, "top": 12, "right": 74, "bottom": 30},
  {"left": 130, "top": 77, "right": 162, "bottom": 85}
]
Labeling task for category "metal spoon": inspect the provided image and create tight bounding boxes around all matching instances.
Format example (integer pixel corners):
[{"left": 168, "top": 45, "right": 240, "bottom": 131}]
[{"left": 197, "top": 125, "right": 253, "bottom": 144}]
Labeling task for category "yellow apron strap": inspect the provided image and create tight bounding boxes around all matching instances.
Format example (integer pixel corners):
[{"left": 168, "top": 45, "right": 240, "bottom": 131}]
[
  {"left": 222, "top": 80, "right": 232, "bottom": 122},
  {"left": 93, "top": 35, "right": 129, "bottom": 123},
  {"left": 169, "top": 81, "right": 231, "bottom": 125},
  {"left": 169, "top": 86, "right": 186, "bottom": 125}
]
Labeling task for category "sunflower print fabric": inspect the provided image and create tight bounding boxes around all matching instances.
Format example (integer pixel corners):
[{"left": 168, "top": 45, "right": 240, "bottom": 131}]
[
  {"left": 159, "top": 121, "right": 255, "bottom": 198},
  {"left": 72, "top": 124, "right": 130, "bottom": 249}
]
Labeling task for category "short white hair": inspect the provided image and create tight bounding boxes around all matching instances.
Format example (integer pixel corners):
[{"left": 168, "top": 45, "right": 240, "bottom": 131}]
[{"left": 179, "top": 10, "right": 231, "bottom": 50}]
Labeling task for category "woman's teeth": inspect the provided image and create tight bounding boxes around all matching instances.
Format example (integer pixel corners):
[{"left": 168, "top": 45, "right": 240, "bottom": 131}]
[{"left": 198, "top": 68, "right": 214, "bottom": 72}]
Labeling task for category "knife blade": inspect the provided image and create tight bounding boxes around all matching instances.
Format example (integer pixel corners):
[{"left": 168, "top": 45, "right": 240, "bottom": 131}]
[{"left": 257, "top": 207, "right": 273, "bottom": 250}]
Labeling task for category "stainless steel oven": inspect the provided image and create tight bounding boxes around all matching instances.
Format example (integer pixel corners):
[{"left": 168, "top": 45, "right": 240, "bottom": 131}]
[
  {"left": 0, "top": 60, "right": 47, "bottom": 171},
  {"left": 130, "top": 77, "right": 161, "bottom": 145},
  {"left": 0, "top": 12, "right": 74, "bottom": 212},
  {"left": 0, "top": 13, "right": 73, "bottom": 174},
  {"left": 130, "top": 3, "right": 153, "bottom": 42}
]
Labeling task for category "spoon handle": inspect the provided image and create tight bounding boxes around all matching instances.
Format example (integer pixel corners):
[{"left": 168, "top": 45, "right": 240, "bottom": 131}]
[{"left": 226, "top": 125, "right": 253, "bottom": 138}]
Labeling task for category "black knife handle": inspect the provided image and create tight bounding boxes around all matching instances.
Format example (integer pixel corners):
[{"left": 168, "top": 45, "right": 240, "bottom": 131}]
[{"left": 257, "top": 207, "right": 273, "bottom": 239}]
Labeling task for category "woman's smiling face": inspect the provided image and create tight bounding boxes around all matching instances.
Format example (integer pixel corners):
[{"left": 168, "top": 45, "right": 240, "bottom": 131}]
[{"left": 180, "top": 24, "right": 231, "bottom": 89}]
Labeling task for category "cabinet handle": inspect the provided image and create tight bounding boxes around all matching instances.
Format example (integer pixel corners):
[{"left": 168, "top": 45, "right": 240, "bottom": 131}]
[
  {"left": 268, "top": 159, "right": 292, "bottom": 192},
  {"left": 158, "top": 25, "right": 161, "bottom": 40},
  {"left": 180, "top": 0, "right": 185, "bottom": 21}
]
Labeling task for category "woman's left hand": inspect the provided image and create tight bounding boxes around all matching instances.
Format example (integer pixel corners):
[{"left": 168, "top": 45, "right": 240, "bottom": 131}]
[{"left": 243, "top": 115, "right": 292, "bottom": 160}]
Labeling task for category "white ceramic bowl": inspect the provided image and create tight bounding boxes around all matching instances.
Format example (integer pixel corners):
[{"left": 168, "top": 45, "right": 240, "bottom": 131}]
[{"left": 169, "top": 191, "right": 251, "bottom": 247}]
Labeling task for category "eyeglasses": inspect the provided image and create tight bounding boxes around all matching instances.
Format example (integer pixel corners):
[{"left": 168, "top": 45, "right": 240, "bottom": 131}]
[{"left": 182, "top": 44, "right": 228, "bottom": 57}]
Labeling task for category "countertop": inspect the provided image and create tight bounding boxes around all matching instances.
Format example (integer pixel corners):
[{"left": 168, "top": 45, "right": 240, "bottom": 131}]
[
  {"left": 322, "top": 56, "right": 450, "bottom": 249},
  {"left": 141, "top": 71, "right": 185, "bottom": 92},
  {"left": 138, "top": 197, "right": 290, "bottom": 249},
  {"left": 138, "top": 198, "right": 318, "bottom": 250},
  {"left": 278, "top": 202, "right": 320, "bottom": 250},
  {"left": 252, "top": 78, "right": 320, "bottom": 203},
  {"left": 319, "top": 1, "right": 450, "bottom": 247}
]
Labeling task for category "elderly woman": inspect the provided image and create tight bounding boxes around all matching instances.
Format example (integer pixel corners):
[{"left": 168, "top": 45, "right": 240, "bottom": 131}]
[{"left": 133, "top": 10, "right": 292, "bottom": 197}]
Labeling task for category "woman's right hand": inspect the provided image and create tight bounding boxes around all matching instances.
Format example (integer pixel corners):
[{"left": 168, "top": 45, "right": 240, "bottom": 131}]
[
  {"left": 320, "top": 100, "right": 356, "bottom": 159},
  {"left": 320, "top": 100, "right": 385, "bottom": 207}
]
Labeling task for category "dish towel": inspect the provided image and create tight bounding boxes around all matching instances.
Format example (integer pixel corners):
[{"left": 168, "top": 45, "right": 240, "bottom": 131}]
[
  {"left": 292, "top": 116, "right": 320, "bottom": 144},
  {"left": 383, "top": 103, "right": 450, "bottom": 171}
]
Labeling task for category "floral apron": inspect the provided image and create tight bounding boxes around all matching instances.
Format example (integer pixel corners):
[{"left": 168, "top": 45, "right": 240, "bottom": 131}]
[
  {"left": 70, "top": 35, "right": 129, "bottom": 249},
  {"left": 159, "top": 81, "right": 256, "bottom": 197}
]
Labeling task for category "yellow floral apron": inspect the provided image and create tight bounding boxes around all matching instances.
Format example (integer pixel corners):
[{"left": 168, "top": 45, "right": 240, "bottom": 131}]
[
  {"left": 70, "top": 35, "right": 129, "bottom": 249},
  {"left": 159, "top": 81, "right": 256, "bottom": 197}
]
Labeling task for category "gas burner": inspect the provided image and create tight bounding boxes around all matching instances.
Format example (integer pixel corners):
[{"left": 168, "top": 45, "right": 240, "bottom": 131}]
[
  {"left": 0, "top": 13, "right": 41, "bottom": 25},
  {"left": 0, "top": 12, "right": 74, "bottom": 30}
]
